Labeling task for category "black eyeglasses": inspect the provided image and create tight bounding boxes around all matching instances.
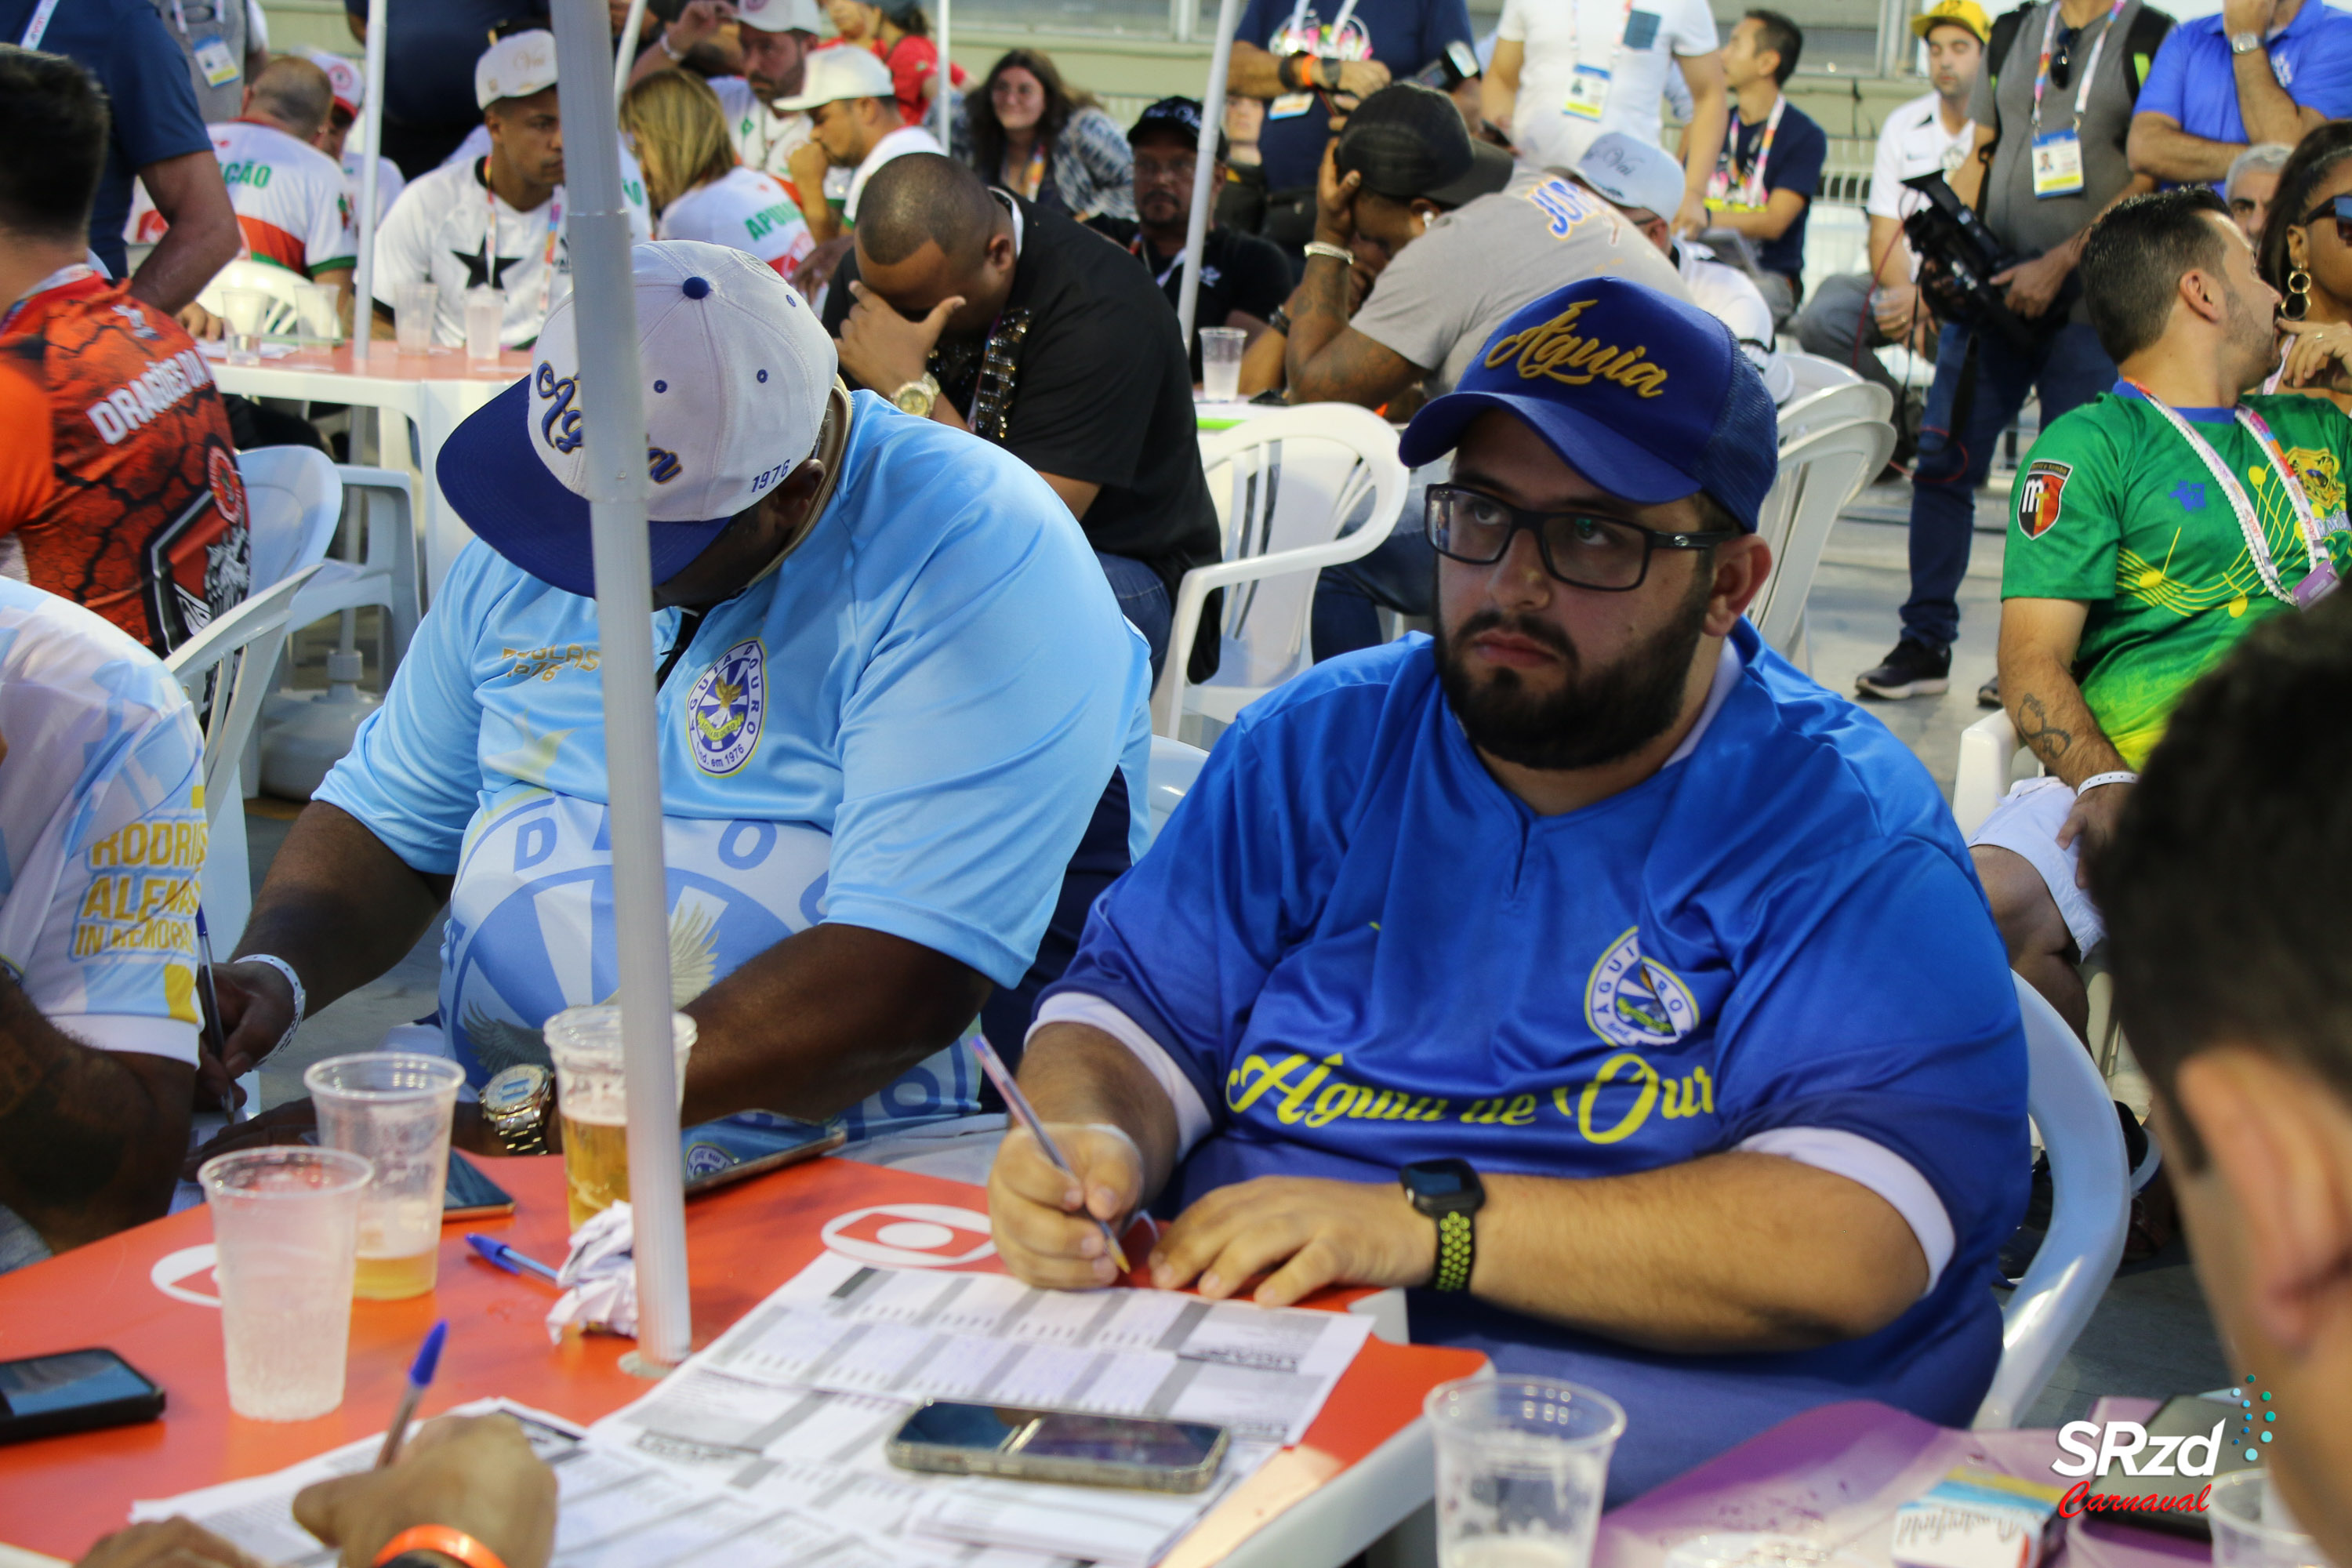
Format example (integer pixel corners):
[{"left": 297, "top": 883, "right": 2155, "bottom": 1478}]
[
  {"left": 2297, "top": 194, "right": 2352, "bottom": 241},
  {"left": 1424, "top": 485, "right": 1737, "bottom": 592}
]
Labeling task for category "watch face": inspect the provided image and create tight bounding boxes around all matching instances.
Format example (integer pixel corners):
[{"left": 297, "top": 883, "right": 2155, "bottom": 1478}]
[
  {"left": 481, "top": 1064, "right": 549, "bottom": 1116},
  {"left": 1410, "top": 1165, "right": 1468, "bottom": 1197},
  {"left": 1402, "top": 1158, "right": 1483, "bottom": 1209}
]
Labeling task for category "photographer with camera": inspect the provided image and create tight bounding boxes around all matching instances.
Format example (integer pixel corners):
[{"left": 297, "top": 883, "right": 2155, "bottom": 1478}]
[{"left": 1856, "top": 0, "right": 2172, "bottom": 704}]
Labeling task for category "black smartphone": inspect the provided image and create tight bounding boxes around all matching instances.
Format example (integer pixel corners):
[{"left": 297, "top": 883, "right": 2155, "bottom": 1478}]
[
  {"left": 0, "top": 1349, "right": 165, "bottom": 1445},
  {"left": 444, "top": 1149, "right": 517, "bottom": 1220},
  {"left": 886, "top": 1400, "right": 1228, "bottom": 1493},
  {"left": 2082, "top": 1394, "right": 2256, "bottom": 1538}
]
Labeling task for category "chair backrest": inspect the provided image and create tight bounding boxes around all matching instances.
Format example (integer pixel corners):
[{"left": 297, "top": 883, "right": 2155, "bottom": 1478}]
[
  {"left": 1953, "top": 708, "right": 2030, "bottom": 837},
  {"left": 195, "top": 258, "right": 306, "bottom": 335},
  {"left": 1196, "top": 404, "right": 1407, "bottom": 689},
  {"left": 1778, "top": 379, "right": 1894, "bottom": 445},
  {"left": 237, "top": 447, "right": 344, "bottom": 592},
  {"left": 1751, "top": 418, "right": 1896, "bottom": 656},
  {"left": 1780, "top": 350, "right": 1865, "bottom": 404},
  {"left": 1975, "top": 972, "right": 2131, "bottom": 1428},
  {"left": 166, "top": 567, "right": 320, "bottom": 829},
  {"left": 1145, "top": 736, "right": 1210, "bottom": 848}
]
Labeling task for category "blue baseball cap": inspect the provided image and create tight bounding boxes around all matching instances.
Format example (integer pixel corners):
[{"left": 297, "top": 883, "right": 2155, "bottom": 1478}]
[{"left": 1399, "top": 278, "right": 1778, "bottom": 531}]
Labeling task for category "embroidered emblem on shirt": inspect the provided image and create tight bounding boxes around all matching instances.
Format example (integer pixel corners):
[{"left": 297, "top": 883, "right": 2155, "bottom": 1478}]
[
  {"left": 1584, "top": 927, "right": 1699, "bottom": 1048},
  {"left": 686, "top": 637, "right": 766, "bottom": 776},
  {"left": 2019, "top": 459, "right": 2071, "bottom": 539}
]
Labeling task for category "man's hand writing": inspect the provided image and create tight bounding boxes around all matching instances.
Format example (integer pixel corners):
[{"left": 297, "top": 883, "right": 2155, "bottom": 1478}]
[
  {"left": 200, "top": 959, "right": 296, "bottom": 1087},
  {"left": 988, "top": 1122, "right": 1145, "bottom": 1289},
  {"left": 293, "top": 1415, "right": 557, "bottom": 1568},
  {"left": 1149, "top": 1175, "right": 1432, "bottom": 1307},
  {"left": 834, "top": 280, "right": 960, "bottom": 399}
]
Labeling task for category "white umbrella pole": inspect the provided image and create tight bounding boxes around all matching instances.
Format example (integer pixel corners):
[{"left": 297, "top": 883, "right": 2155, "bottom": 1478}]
[
  {"left": 350, "top": 0, "right": 389, "bottom": 365},
  {"left": 934, "top": 0, "right": 953, "bottom": 146},
  {"left": 614, "top": 0, "right": 649, "bottom": 101},
  {"left": 1175, "top": 0, "right": 1240, "bottom": 347},
  {"left": 549, "top": 0, "right": 691, "bottom": 1368}
]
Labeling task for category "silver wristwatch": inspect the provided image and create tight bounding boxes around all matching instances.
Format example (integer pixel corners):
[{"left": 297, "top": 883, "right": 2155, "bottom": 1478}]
[
  {"left": 481, "top": 1064, "right": 554, "bottom": 1156},
  {"left": 2230, "top": 29, "right": 2264, "bottom": 53}
]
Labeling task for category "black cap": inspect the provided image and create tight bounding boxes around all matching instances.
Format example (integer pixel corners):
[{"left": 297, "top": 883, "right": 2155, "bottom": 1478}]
[
  {"left": 1128, "top": 96, "right": 1229, "bottom": 164},
  {"left": 1336, "top": 82, "right": 1490, "bottom": 204}
]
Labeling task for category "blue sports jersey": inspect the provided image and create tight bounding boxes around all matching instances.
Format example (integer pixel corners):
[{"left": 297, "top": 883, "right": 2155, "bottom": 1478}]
[
  {"left": 2136, "top": 8, "right": 2352, "bottom": 166},
  {"left": 318, "top": 393, "right": 1153, "bottom": 1167},
  {"left": 1045, "top": 624, "right": 2028, "bottom": 1500}
]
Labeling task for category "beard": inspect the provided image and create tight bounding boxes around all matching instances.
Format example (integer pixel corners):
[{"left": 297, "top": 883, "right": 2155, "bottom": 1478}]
[
  {"left": 2230, "top": 280, "right": 2285, "bottom": 391},
  {"left": 1433, "top": 567, "right": 1715, "bottom": 772}
]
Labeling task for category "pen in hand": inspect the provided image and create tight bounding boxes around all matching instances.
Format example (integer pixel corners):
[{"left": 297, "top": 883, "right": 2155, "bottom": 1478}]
[
  {"left": 193, "top": 909, "right": 241, "bottom": 1123},
  {"left": 967, "top": 1036, "right": 1131, "bottom": 1276},
  {"left": 376, "top": 1320, "right": 448, "bottom": 1468}
]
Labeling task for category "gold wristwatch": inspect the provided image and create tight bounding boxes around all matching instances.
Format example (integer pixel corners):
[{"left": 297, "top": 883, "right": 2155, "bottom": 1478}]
[
  {"left": 481, "top": 1063, "right": 554, "bottom": 1155},
  {"left": 892, "top": 373, "right": 941, "bottom": 417}
]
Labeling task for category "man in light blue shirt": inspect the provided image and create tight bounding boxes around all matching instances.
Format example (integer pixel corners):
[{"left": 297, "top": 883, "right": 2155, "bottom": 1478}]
[
  {"left": 195, "top": 241, "right": 1151, "bottom": 1174},
  {"left": 2128, "top": 0, "right": 2352, "bottom": 188}
]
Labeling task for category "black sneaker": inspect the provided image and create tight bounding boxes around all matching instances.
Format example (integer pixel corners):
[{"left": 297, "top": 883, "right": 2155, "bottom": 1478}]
[
  {"left": 1856, "top": 640, "right": 1951, "bottom": 700},
  {"left": 1977, "top": 673, "right": 2002, "bottom": 709}
]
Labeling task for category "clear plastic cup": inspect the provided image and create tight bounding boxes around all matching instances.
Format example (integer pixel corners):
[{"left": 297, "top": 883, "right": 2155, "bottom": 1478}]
[
  {"left": 2211, "top": 1472, "right": 2330, "bottom": 1568},
  {"left": 395, "top": 280, "right": 437, "bottom": 352},
  {"left": 543, "top": 1005, "right": 696, "bottom": 1232},
  {"left": 219, "top": 286, "right": 272, "bottom": 365},
  {"left": 1200, "top": 326, "right": 1247, "bottom": 401},
  {"left": 464, "top": 288, "right": 506, "bottom": 367},
  {"left": 293, "top": 281, "right": 342, "bottom": 346},
  {"left": 305, "top": 1052, "right": 465, "bottom": 1300},
  {"left": 1427, "top": 1375, "right": 1627, "bottom": 1568},
  {"left": 198, "top": 1146, "right": 372, "bottom": 1421}
]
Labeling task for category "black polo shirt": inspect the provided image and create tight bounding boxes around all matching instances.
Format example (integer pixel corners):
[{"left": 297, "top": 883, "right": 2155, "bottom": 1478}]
[{"left": 1089, "top": 216, "right": 1293, "bottom": 379}]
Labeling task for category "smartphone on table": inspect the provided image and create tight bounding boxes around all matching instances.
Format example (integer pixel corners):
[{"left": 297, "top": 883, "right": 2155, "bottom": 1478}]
[
  {"left": 0, "top": 1348, "right": 165, "bottom": 1445},
  {"left": 886, "top": 1400, "right": 1228, "bottom": 1493}
]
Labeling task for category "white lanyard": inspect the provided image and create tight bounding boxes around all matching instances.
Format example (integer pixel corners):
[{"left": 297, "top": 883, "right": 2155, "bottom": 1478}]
[
  {"left": 485, "top": 162, "right": 564, "bottom": 325},
  {"left": 1570, "top": 0, "right": 1639, "bottom": 73},
  {"left": 1131, "top": 235, "right": 1185, "bottom": 288},
  {"left": 2133, "top": 387, "right": 2331, "bottom": 607},
  {"left": 1718, "top": 95, "right": 1784, "bottom": 210},
  {"left": 17, "top": 0, "right": 62, "bottom": 47},
  {"left": 1284, "top": 0, "right": 1357, "bottom": 51},
  {"left": 2031, "top": 0, "right": 2126, "bottom": 134}
]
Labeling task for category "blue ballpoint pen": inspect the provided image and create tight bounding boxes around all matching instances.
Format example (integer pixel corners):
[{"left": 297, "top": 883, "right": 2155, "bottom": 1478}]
[
  {"left": 466, "top": 1232, "right": 563, "bottom": 1284},
  {"left": 376, "top": 1320, "right": 448, "bottom": 1468},
  {"left": 191, "top": 910, "right": 241, "bottom": 1123}
]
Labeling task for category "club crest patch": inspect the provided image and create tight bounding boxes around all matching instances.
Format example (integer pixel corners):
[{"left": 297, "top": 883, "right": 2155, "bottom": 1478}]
[
  {"left": 2018, "top": 459, "right": 2071, "bottom": 539},
  {"left": 1585, "top": 927, "right": 1699, "bottom": 1047},
  {"left": 686, "top": 638, "right": 765, "bottom": 776}
]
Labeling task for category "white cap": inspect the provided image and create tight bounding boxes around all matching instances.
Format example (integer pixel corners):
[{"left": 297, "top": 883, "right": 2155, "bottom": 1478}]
[
  {"left": 737, "top": 0, "right": 826, "bottom": 33},
  {"left": 1574, "top": 132, "right": 1686, "bottom": 223},
  {"left": 293, "top": 44, "right": 362, "bottom": 116},
  {"left": 476, "top": 30, "right": 559, "bottom": 111},
  {"left": 775, "top": 45, "right": 895, "bottom": 111}
]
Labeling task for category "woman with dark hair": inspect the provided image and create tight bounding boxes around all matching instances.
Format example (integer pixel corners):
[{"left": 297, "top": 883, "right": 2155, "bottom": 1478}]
[
  {"left": 822, "top": 0, "right": 963, "bottom": 125},
  {"left": 952, "top": 49, "right": 1135, "bottom": 221},
  {"left": 2259, "top": 122, "right": 2352, "bottom": 412}
]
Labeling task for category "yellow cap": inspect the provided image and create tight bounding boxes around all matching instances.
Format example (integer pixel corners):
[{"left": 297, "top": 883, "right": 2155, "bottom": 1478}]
[{"left": 1911, "top": 0, "right": 1991, "bottom": 42}]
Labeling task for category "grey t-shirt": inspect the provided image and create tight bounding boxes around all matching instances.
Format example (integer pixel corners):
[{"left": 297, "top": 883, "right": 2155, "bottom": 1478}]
[
  {"left": 1350, "top": 168, "right": 1688, "bottom": 395},
  {"left": 1970, "top": 0, "right": 2149, "bottom": 258}
]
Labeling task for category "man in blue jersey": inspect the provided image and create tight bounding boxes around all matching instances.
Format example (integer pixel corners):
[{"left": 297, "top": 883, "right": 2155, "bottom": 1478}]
[
  {"left": 194, "top": 240, "right": 1152, "bottom": 1176},
  {"left": 988, "top": 278, "right": 2031, "bottom": 1499}
]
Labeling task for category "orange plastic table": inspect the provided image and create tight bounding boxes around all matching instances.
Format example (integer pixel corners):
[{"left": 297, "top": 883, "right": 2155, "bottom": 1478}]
[{"left": 0, "top": 1156, "right": 1482, "bottom": 1564}]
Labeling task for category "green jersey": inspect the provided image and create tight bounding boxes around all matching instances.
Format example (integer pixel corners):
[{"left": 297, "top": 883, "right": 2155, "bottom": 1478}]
[{"left": 2001, "top": 389, "right": 2352, "bottom": 768}]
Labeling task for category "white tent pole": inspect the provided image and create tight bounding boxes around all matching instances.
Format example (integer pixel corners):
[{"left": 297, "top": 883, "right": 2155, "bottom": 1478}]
[
  {"left": 614, "top": 0, "right": 649, "bottom": 101},
  {"left": 934, "top": 0, "right": 953, "bottom": 146},
  {"left": 350, "top": 0, "right": 389, "bottom": 364},
  {"left": 548, "top": 0, "right": 691, "bottom": 1368},
  {"left": 1175, "top": 0, "right": 1240, "bottom": 348}
]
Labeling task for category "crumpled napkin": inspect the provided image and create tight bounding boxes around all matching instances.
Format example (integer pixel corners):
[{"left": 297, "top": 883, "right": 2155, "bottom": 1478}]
[{"left": 546, "top": 1200, "right": 638, "bottom": 1344}]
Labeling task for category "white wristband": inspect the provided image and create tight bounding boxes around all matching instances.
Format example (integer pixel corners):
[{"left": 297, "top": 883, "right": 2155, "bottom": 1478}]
[
  {"left": 2077, "top": 771, "right": 2138, "bottom": 794},
  {"left": 239, "top": 953, "right": 307, "bottom": 1058}
]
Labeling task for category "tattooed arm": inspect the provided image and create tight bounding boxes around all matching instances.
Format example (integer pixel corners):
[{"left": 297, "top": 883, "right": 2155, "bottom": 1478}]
[
  {"left": 1997, "top": 597, "right": 2132, "bottom": 883},
  {"left": 1283, "top": 141, "right": 1427, "bottom": 409}
]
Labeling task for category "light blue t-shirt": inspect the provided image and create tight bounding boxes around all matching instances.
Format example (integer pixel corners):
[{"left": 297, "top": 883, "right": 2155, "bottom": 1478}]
[
  {"left": 1046, "top": 624, "right": 2028, "bottom": 1500},
  {"left": 318, "top": 393, "right": 1152, "bottom": 1164},
  {"left": 2136, "top": 8, "right": 2352, "bottom": 161}
]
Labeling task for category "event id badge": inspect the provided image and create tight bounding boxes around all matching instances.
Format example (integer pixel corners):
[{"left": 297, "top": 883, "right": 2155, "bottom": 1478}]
[
  {"left": 2031, "top": 128, "right": 2085, "bottom": 198},
  {"left": 2295, "top": 527, "right": 2352, "bottom": 606},
  {"left": 1564, "top": 64, "right": 1612, "bottom": 120},
  {"left": 191, "top": 31, "right": 239, "bottom": 86},
  {"left": 1269, "top": 91, "right": 1314, "bottom": 118}
]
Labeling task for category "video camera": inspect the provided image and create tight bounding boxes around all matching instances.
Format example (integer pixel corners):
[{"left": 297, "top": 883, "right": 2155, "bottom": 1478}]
[{"left": 1900, "top": 170, "right": 2058, "bottom": 350}]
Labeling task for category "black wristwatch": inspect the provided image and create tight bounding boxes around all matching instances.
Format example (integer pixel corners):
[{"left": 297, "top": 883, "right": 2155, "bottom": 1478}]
[
  {"left": 1399, "top": 1158, "right": 1485, "bottom": 1292},
  {"left": 1266, "top": 304, "right": 1292, "bottom": 336}
]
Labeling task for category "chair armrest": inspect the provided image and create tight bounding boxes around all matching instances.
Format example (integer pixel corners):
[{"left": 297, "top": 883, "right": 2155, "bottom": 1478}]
[{"left": 1952, "top": 709, "right": 2020, "bottom": 838}]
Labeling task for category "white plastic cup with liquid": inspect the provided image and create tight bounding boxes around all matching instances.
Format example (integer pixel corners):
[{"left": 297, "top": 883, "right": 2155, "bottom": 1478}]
[
  {"left": 1427, "top": 1375, "right": 1627, "bottom": 1568},
  {"left": 464, "top": 288, "right": 505, "bottom": 366},
  {"left": 1200, "top": 326, "right": 1247, "bottom": 401},
  {"left": 395, "top": 280, "right": 437, "bottom": 351},
  {"left": 219, "top": 286, "right": 272, "bottom": 365},
  {"left": 198, "top": 1146, "right": 372, "bottom": 1421},
  {"left": 293, "top": 281, "right": 341, "bottom": 346},
  {"left": 306, "top": 1052, "right": 465, "bottom": 1301},
  {"left": 543, "top": 1004, "right": 695, "bottom": 1232},
  {"left": 2211, "top": 1472, "right": 2331, "bottom": 1568}
]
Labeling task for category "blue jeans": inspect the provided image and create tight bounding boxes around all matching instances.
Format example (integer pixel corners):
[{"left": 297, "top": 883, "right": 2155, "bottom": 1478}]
[
  {"left": 1904, "top": 316, "right": 2115, "bottom": 651},
  {"left": 1312, "top": 511, "right": 1438, "bottom": 662},
  {"left": 1097, "top": 551, "right": 1171, "bottom": 684}
]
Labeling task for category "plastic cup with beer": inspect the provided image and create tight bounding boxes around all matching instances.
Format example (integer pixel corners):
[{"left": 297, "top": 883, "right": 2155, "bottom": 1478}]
[
  {"left": 1427, "top": 1375, "right": 1626, "bottom": 1568},
  {"left": 543, "top": 1004, "right": 695, "bottom": 1232},
  {"left": 1199, "top": 326, "right": 1247, "bottom": 401},
  {"left": 2211, "top": 1472, "right": 2331, "bottom": 1568},
  {"left": 197, "top": 1146, "right": 372, "bottom": 1421},
  {"left": 306, "top": 1052, "right": 466, "bottom": 1300},
  {"left": 394, "top": 280, "right": 437, "bottom": 352}
]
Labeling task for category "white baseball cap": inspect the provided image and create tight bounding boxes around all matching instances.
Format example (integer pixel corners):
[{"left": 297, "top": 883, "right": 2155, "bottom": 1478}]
[
  {"left": 775, "top": 45, "right": 895, "bottom": 111},
  {"left": 737, "top": 0, "right": 826, "bottom": 34},
  {"left": 294, "top": 44, "right": 363, "bottom": 118},
  {"left": 437, "top": 241, "right": 840, "bottom": 597},
  {"left": 476, "top": 29, "right": 559, "bottom": 111},
  {"left": 1574, "top": 132, "right": 1686, "bottom": 223}
]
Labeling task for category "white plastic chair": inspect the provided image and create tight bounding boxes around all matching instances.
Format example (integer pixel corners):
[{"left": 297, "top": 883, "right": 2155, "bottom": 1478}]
[
  {"left": 1777, "top": 379, "right": 1894, "bottom": 445},
  {"left": 236, "top": 447, "right": 344, "bottom": 592},
  {"left": 194, "top": 258, "right": 306, "bottom": 336},
  {"left": 292, "top": 466, "right": 423, "bottom": 675},
  {"left": 1973, "top": 971, "right": 2130, "bottom": 1429},
  {"left": 1145, "top": 735, "right": 1210, "bottom": 848},
  {"left": 1154, "top": 404, "right": 1410, "bottom": 737},
  {"left": 1749, "top": 418, "right": 1896, "bottom": 662},
  {"left": 1780, "top": 349, "right": 1866, "bottom": 403}
]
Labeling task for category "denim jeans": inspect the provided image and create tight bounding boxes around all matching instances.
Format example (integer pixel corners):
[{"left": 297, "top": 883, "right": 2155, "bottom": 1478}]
[
  {"left": 1312, "top": 507, "right": 1439, "bottom": 662},
  {"left": 1903, "top": 315, "right": 2115, "bottom": 651},
  {"left": 1096, "top": 550, "right": 1171, "bottom": 685}
]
